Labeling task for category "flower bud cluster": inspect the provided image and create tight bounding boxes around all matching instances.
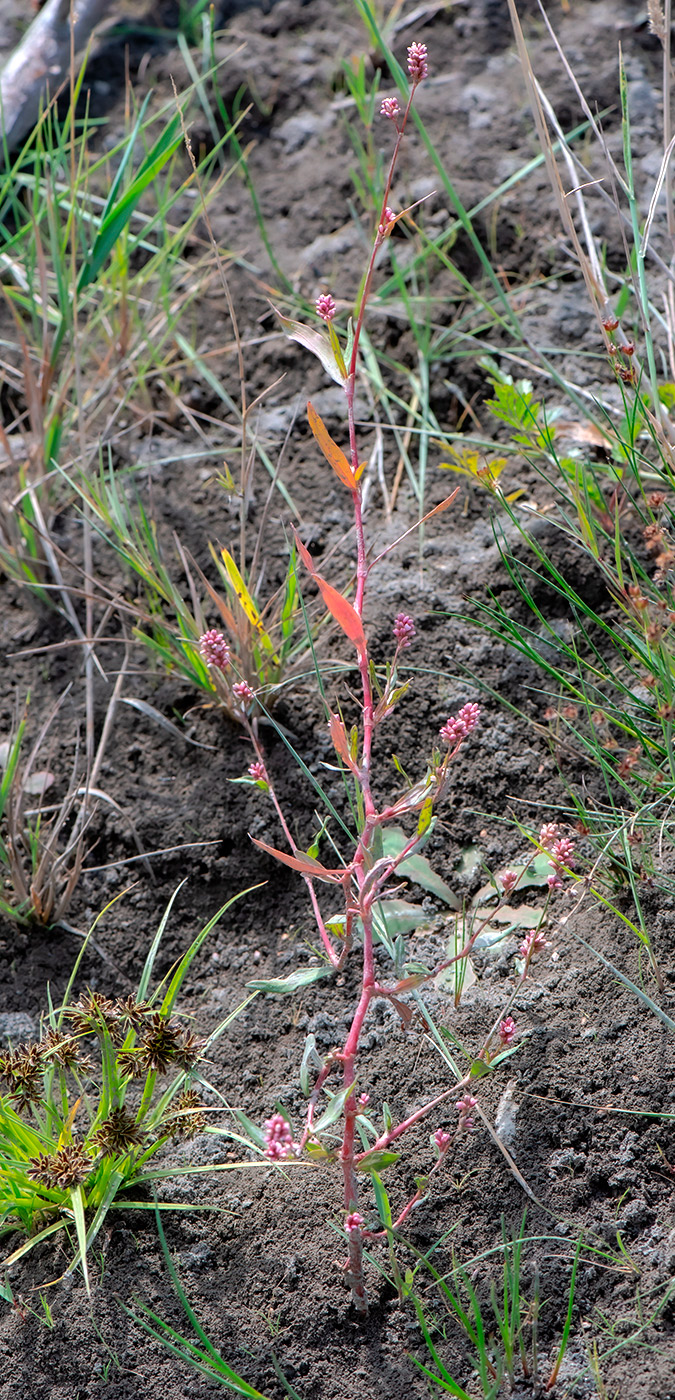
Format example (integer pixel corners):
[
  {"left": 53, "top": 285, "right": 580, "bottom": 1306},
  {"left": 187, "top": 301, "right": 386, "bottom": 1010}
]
[
  {"left": 263, "top": 1113, "right": 298, "bottom": 1161},
  {"left": 439, "top": 702, "right": 481, "bottom": 747}
]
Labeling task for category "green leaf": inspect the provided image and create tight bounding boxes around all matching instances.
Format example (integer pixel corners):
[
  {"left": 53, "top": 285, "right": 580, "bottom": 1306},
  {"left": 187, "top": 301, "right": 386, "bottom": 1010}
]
[
  {"left": 371, "top": 1170, "right": 392, "bottom": 1228},
  {"left": 356, "top": 1150, "right": 400, "bottom": 1173},
  {"left": 300, "top": 1034, "right": 322, "bottom": 1096},
  {"left": 371, "top": 899, "right": 430, "bottom": 937},
  {"left": 382, "top": 828, "right": 459, "bottom": 907},
  {"left": 313, "top": 1083, "right": 356, "bottom": 1134},
  {"left": 247, "top": 966, "right": 332, "bottom": 995},
  {"left": 470, "top": 1058, "right": 491, "bottom": 1079}
]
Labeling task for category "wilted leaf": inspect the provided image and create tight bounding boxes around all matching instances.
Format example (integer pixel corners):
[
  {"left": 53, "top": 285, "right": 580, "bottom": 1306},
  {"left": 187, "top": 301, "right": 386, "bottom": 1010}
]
[{"left": 275, "top": 309, "right": 344, "bottom": 385}]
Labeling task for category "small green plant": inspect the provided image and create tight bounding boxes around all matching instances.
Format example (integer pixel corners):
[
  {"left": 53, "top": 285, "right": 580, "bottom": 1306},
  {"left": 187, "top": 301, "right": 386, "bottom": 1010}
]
[
  {"left": 407, "top": 1215, "right": 581, "bottom": 1397},
  {"left": 0, "top": 696, "right": 90, "bottom": 926},
  {"left": 72, "top": 455, "right": 314, "bottom": 720},
  {"left": 0, "top": 883, "right": 254, "bottom": 1291},
  {"left": 122, "top": 1204, "right": 290, "bottom": 1400}
]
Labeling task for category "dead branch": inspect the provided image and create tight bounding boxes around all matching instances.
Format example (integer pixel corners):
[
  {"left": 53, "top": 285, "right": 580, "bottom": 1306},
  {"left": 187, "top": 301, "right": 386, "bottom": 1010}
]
[{"left": 0, "top": 0, "right": 113, "bottom": 151}]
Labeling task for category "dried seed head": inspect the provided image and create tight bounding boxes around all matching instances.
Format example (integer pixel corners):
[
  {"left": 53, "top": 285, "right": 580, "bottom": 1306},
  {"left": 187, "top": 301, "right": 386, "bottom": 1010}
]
[
  {"left": 166, "top": 1088, "right": 208, "bottom": 1141},
  {"left": 0, "top": 1043, "right": 45, "bottom": 1109},
  {"left": 28, "top": 1142, "right": 93, "bottom": 1191},
  {"left": 93, "top": 1107, "right": 146, "bottom": 1156},
  {"left": 66, "top": 991, "right": 125, "bottom": 1045},
  {"left": 648, "top": 0, "right": 666, "bottom": 44}
]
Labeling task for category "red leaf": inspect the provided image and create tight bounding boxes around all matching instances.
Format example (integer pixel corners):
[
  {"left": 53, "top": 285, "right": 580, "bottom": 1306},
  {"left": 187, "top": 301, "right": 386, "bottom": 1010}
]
[{"left": 251, "top": 836, "right": 343, "bottom": 883}]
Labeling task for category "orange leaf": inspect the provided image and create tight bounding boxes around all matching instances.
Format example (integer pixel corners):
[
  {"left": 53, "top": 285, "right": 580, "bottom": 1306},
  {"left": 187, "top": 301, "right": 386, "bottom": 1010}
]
[
  {"left": 294, "top": 530, "right": 316, "bottom": 577},
  {"left": 251, "top": 836, "right": 343, "bottom": 882},
  {"left": 293, "top": 528, "right": 366, "bottom": 654},
  {"left": 307, "top": 401, "right": 357, "bottom": 491},
  {"left": 315, "top": 577, "right": 366, "bottom": 654}
]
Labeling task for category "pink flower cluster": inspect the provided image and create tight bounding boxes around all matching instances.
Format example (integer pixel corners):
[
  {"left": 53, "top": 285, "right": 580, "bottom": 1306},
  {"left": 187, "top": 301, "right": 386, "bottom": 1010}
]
[
  {"left": 345, "top": 1211, "right": 364, "bottom": 1233},
  {"left": 501, "top": 870, "right": 518, "bottom": 895},
  {"left": 407, "top": 41, "right": 428, "bottom": 84},
  {"left": 233, "top": 679, "right": 255, "bottom": 705},
  {"left": 393, "top": 612, "right": 416, "bottom": 649},
  {"left": 380, "top": 96, "right": 400, "bottom": 122},
  {"left": 499, "top": 1016, "right": 516, "bottom": 1046},
  {"left": 439, "top": 702, "right": 481, "bottom": 747},
  {"left": 434, "top": 1126, "right": 451, "bottom": 1154},
  {"left": 199, "top": 629, "right": 231, "bottom": 671},
  {"left": 316, "top": 293, "right": 336, "bottom": 323},
  {"left": 263, "top": 1113, "right": 297, "bottom": 1161},
  {"left": 248, "top": 761, "right": 267, "bottom": 782},
  {"left": 455, "top": 1091, "right": 477, "bottom": 1133},
  {"left": 539, "top": 822, "right": 575, "bottom": 890},
  {"left": 519, "top": 928, "right": 548, "bottom": 961}
]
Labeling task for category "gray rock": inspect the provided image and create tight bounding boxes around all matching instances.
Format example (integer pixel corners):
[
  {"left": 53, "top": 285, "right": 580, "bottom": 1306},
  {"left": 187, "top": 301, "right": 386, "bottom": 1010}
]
[{"left": 0, "top": 1012, "right": 38, "bottom": 1044}]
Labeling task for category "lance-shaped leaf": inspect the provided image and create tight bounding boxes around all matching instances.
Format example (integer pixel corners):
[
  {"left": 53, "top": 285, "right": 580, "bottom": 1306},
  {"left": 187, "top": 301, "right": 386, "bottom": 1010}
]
[
  {"left": 247, "top": 966, "right": 332, "bottom": 995},
  {"left": 313, "top": 1082, "right": 356, "bottom": 1134},
  {"left": 307, "top": 401, "right": 356, "bottom": 490},
  {"left": 274, "top": 309, "right": 345, "bottom": 385},
  {"left": 294, "top": 529, "right": 367, "bottom": 655},
  {"left": 251, "top": 836, "right": 345, "bottom": 883}
]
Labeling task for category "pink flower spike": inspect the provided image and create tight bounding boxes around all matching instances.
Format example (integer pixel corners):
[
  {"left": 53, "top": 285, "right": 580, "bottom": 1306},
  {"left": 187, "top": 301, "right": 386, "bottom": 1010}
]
[
  {"left": 455, "top": 1092, "right": 477, "bottom": 1133},
  {"left": 547, "top": 871, "right": 563, "bottom": 891},
  {"left": 539, "top": 821, "right": 559, "bottom": 849},
  {"left": 263, "top": 1113, "right": 297, "bottom": 1161},
  {"left": 520, "top": 928, "right": 548, "bottom": 960},
  {"left": 199, "top": 629, "right": 231, "bottom": 671},
  {"left": 434, "top": 1127, "right": 451, "bottom": 1154},
  {"left": 393, "top": 612, "right": 416, "bottom": 649},
  {"left": 316, "top": 293, "right": 336, "bottom": 323},
  {"left": 345, "top": 1211, "right": 364, "bottom": 1233},
  {"left": 380, "top": 96, "right": 400, "bottom": 121},
  {"left": 550, "top": 837, "right": 575, "bottom": 870},
  {"left": 407, "top": 41, "right": 428, "bottom": 84},
  {"left": 384, "top": 206, "right": 396, "bottom": 225},
  {"left": 501, "top": 870, "right": 518, "bottom": 895},
  {"left": 233, "top": 680, "right": 255, "bottom": 705},
  {"left": 440, "top": 702, "right": 480, "bottom": 747},
  {"left": 499, "top": 1017, "right": 516, "bottom": 1047},
  {"left": 248, "top": 760, "right": 267, "bottom": 782},
  {"left": 358, "top": 1093, "right": 370, "bottom": 1108}
]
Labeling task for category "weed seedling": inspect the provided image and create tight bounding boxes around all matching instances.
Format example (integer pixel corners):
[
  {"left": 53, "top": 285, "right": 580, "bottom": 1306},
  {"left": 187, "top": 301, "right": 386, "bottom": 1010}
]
[{"left": 224, "top": 41, "right": 572, "bottom": 1314}]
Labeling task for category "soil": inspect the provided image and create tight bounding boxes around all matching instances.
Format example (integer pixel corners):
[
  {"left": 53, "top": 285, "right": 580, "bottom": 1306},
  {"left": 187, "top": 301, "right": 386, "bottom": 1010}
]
[{"left": 0, "top": 2, "right": 675, "bottom": 1398}]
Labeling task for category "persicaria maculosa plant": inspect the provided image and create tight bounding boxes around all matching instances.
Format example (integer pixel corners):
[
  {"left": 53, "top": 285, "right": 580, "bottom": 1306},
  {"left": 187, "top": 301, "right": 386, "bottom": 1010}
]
[{"left": 204, "top": 43, "right": 572, "bottom": 1314}]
